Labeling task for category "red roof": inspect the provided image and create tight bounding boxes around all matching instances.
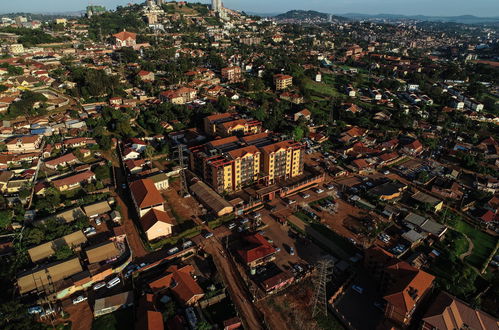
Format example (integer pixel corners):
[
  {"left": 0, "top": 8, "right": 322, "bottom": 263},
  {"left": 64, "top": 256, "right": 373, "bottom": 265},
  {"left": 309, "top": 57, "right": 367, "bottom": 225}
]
[
  {"left": 237, "top": 234, "right": 276, "bottom": 264},
  {"left": 148, "top": 265, "right": 204, "bottom": 305},
  {"left": 130, "top": 179, "right": 164, "bottom": 209},
  {"left": 52, "top": 170, "right": 94, "bottom": 188},
  {"left": 113, "top": 31, "right": 137, "bottom": 41}
]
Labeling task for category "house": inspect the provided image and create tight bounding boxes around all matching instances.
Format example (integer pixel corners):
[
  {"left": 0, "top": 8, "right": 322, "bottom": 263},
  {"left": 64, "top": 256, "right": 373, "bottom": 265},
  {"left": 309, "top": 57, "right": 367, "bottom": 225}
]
[
  {"left": 148, "top": 265, "right": 204, "bottom": 306},
  {"left": 113, "top": 30, "right": 137, "bottom": 48},
  {"left": 135, "top": 294, "right": 164, "bottom": 330},
  {"left": 421, "top": 291, "right": 498, "bottom": 330},
  {"left": 85, "top": 240, "right": 120, "bottom": 264},
  {"left": 368, "top": 181, "right": 407, "bottom": 201},
  {"left": 130, "top": 179, "right": 165, "bottom": 216},
  {"left": 123, "top": 147, "right": 141, "bottom": 160},
  {"left": 125, "top": 159, "right": 147, "bottom": 174},
  {"left": 411, "top": 191, "right": 444, "bottom": 212},
  {"left": 138, "top": 70, "right": 154, "bottom": 82},
  {"left": 63, "top": 137, "right": 97, "bottom": 148},
  {"left": 402, "top": 140, "right": 423, "bottom": 156},
  {"left": 52, "top": 170, "right": 96, "bottom": 191},
  {"left": 237, "top": 233, "right": 277, "bottom": 268},
  {"left": 83, "top": 201, "right": 111, "bottom": 219},
  {"left": 94, "top": 291, "right": 134, "bottom": 317},
  {"left": 159, "top": 90, "right": 185, "bottom": 104},
  {"left": 146, "top": 172, "right": 169, "bottom": 190},
  {"left": 293, "top": 109, "right": 311, "bottom": 122},
  {"left": 126, "top": 138, "right": 147, "bottom": 152},
  {"left": 5, "top": 135, "right": 42, "bottom": 153},
  {"left": 140, "top": 209, "right": 175, "bottom": 241},
  {"left": 45, "top": 153, "right": 78, "bottom": 169},
  {"left": 364, "top": 247, "right": 435, "bottom": 326}
]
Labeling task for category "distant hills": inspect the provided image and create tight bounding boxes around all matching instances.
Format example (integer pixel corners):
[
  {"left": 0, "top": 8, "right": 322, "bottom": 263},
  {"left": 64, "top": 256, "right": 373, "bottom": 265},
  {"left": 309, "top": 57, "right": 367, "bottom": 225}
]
[
  {"left": 263, "top": 10, "right": 499, "bottom": 25},
  {"left": 341, "top": 13, "right": 499, "bottom": 24},
  {"left": 274, "top": 10, "right": 346, "bottom": 21}
]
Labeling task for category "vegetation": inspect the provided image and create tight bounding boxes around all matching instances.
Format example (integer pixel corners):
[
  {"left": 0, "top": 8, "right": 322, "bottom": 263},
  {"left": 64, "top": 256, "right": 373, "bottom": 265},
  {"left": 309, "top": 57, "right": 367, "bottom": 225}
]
[
  {"left": 0, "top": 27, "right": 68, "bottom": 46},
  {"left": 92, "top": 307, "right": 134, "bottom": 330},
  {"left": 8, "top": 91, "right": 48, "bottom": 117}
]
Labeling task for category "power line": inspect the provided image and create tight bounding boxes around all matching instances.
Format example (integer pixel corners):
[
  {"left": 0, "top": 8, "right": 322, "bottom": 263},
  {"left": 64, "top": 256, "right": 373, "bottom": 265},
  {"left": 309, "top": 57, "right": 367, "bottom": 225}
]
[{"left": 177, "top": 144, "right": 190, "bottom": 198}]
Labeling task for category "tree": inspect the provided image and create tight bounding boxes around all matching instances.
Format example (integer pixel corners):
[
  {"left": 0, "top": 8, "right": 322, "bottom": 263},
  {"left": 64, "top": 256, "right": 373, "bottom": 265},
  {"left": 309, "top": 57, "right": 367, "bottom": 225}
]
[
  {"left": 293, "top": 126, "right": 305, "bottom": 141},
  {"left": 0, "top": 300, "right": 43, "bottom": 330},
  {"left": 54, "top": 244, "right": 74, "bottom": 260},
  {"left": 196, "top": 321, "right": 213, "bottom": 330},
  {"left": 0, "top": 210, "right": 13, "bottom": 229}
]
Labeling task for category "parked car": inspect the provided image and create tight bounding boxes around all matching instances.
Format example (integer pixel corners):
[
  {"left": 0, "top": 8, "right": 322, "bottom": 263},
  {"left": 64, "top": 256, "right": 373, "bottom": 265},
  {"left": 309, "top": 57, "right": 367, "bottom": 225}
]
[
  {"left": 28, "top": 306, "right": 43, "bottom": 314},
  {"left": 182, "top": 240, "right": 194, "bottom": 249},
  {"left": 202, "top": 231, "right": 214, "bottom": 239},
  {"left": 93, "top": 282, "right": 106, "bottom": 290},
  {"left": 325, "top": 184, "right": 335, "bottom": 190},
  {"left": 286, "top": 198, "right": 296, "bottom": 205},
  {"left": 240, "top": 218, "right": 250, "bottom": 224},
  {"left": 106, "top": 277, "right": 121, "bottom": 289},
  {"left": 289, "top": 247, "right": 295, "bottom": 256},
  {"left": 72, "top": 295, "right": 87, "bottom": 305},
  {"left": 300, "top": 192, "right": 310, "bottom": 199},
  {"left": 352, "top": 285, "right": 364, "bottom": 294},
  {"left": 313, "top": 188, "right": 324, "bottom": 194},
  {"left": 227, "top": 222, "right": 237, "bottom": 230},
  {"left": 167, "top": 247, "right": 180, "bottom": 255},
  {"left": 95, "top": 218, "right": 102, "bottom": 225}
]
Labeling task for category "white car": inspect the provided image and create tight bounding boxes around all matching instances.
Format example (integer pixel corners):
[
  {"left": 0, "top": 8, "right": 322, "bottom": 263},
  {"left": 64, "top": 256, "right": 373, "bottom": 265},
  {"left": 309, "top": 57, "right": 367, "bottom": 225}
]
[
  {"left": 106, "top": 277, "right": 121, "bottom": 289},
  {"left": 93, "top": 282, "right": 106, "bottom": 290},
  {"left": 72, "top": 295, "right": 87, "bottom": 305},
  {"left": 313, "top": 188, "right": 324, "bottom": 194}
]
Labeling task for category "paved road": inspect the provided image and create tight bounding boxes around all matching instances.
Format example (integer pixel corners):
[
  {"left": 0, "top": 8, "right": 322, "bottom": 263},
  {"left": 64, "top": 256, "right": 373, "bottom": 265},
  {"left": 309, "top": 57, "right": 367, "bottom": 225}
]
[{"left": 203, "top": 238, "right": 265, "bottom": 330}]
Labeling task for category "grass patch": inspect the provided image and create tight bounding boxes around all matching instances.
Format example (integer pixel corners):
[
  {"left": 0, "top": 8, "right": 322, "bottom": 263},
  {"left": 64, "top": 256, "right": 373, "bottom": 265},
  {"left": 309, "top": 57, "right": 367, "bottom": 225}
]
[
  {"left": 203, "top": 298, "right": 237, "bottom": 325},
  {"left": 304, "top": 79, "right": 339, "bottom": 98},
  {"left": 450, "top": 218, "right": 497, "bottom": 268},
  {"left": 92, "top": 308, "right": 134, "bottom": 330},
  {"left": 149, "top": 225, "right": 202, "bottom": 250}
]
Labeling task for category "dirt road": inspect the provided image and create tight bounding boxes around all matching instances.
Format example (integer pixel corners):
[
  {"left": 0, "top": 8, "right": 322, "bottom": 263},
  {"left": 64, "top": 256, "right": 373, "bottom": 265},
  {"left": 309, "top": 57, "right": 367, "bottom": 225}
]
[{"left": 203, "top": 239, "right": 265, "bottom": 330}]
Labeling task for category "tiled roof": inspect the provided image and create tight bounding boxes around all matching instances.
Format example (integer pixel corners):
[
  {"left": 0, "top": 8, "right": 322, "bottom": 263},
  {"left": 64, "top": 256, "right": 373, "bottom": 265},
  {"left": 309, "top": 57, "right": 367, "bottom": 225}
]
[
  {"left": 237, "top": 234, "right": 276, "bottom": 264},
  {"left": 130, "top": 179, "right": 164, "bottom": 209},
  {"left": 148, "top": 265, "right": 204, "bottom": 305},
  {"left": 140, "top": 209, "right": 174, "bottom": 232}
]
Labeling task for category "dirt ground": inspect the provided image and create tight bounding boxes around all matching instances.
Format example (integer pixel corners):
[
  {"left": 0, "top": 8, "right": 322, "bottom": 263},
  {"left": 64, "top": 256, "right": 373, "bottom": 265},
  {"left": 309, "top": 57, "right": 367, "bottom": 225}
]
[
  {"left": 257, "top": 279, "right": 321, "bottom": 330},
  {"left": 62, "top": 299, "right": 93, "bottom": 330},
  {"left": 162, "top": 180, "right": 203, "bottom": 224}
]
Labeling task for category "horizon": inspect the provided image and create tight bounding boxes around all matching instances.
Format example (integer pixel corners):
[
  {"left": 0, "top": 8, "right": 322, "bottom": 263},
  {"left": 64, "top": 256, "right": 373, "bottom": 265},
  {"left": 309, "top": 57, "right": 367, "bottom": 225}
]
[{"left": 0, "top": 0, "right": 498, "bottom": 18}]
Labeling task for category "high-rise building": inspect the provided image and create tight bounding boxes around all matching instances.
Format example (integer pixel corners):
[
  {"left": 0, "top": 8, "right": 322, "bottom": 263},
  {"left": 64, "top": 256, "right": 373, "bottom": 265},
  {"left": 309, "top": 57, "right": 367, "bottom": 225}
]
[{"left": 211, "top": 0, "right": 222, "bottom": 12}]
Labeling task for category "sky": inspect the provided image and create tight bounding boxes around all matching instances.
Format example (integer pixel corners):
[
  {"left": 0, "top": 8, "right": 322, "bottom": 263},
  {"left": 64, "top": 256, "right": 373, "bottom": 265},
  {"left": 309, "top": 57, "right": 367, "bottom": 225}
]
[{"left": 1, "top": 0, "right": 499, "bottom": 17}]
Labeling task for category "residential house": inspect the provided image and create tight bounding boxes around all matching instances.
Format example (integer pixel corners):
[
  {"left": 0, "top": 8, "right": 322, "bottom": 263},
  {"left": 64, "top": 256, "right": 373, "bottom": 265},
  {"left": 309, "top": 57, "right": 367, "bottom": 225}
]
[
  {"left": 52, "top": 170, "right": 96, "bottom": 191},
  {"left": 148, "top": 265, "right": 204, "bottom": 306},
  {"left": 293, "top": 109, "right": 311, "bottom": 122},
  {"left": 364, "top": 247, "right": 435, "bottom": 326},
  {"left": 130, "top": 178, "right": 165, "bottom": 217},
  {"left": 113, "top": 30, "right": 137, "bottom": 48},
  {"left": 6, "top": 135, "right": 42, "bottom": 153},
  {"left": 140, "top": 209, "right": 175, "bottom": 241},
  {"left": 237, "top": 234, "right": 277, "bottom": 268}
]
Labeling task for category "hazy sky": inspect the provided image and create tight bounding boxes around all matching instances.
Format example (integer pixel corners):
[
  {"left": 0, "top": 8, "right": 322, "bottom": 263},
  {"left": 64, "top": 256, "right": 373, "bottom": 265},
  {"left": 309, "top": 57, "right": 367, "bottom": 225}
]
[{"left": 2, "top": 0, "right": 499, "bottom": 17}]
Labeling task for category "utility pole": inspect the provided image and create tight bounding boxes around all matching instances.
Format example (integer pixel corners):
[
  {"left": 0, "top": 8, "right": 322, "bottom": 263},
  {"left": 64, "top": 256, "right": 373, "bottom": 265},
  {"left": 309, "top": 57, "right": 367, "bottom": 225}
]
[
  {"left": 312, "top": 257, "right": 334, "bottom": 317},
  {"left": 177, "top": 144, "right": 190, "bottom": 198}
]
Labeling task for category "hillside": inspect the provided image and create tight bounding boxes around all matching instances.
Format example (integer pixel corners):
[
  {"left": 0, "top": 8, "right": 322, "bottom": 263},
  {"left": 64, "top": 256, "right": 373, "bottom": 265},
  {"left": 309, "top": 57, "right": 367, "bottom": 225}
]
[{"left": 342, "top": 13, "right": 499, "bottom": 24}]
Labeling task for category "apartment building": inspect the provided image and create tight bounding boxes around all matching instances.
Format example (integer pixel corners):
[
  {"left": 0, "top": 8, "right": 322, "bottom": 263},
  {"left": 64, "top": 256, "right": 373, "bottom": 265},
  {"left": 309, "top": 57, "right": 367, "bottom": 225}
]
[
  {"left": 274, "top": 74, "right": 293, "bottom": 90},
  {"left": 260, "top": 140, "right": 304, "bottom": 185},
  {"left": 221, "top": 66, "right": 242, "bottom": 83}
]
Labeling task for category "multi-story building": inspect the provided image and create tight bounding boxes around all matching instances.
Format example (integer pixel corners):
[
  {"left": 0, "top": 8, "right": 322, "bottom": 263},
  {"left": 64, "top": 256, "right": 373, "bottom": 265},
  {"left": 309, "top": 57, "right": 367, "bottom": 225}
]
[
  {"left": 7, "top": 44, "right": 24, "bottom": 54},
  {"left": 221, "top": 66, "right": 242, "bottom": 83},
  {"left": 112, "top": 30, "right": 137, "bottom": 48},
  {"left": 260, "top": 140, "right": 304, "bottom": 185},
  {"left": 274, "top": 74, "right": 293, "bottom": 90}
]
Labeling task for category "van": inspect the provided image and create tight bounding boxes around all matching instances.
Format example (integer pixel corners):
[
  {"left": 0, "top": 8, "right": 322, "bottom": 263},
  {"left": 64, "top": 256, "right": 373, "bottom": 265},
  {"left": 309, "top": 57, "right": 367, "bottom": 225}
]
[
  {"left": 93, "top": 282, "right": 106, "bottom": 290},
  {"left": 106, "top": 277, "right": 121, "bottom": 289}
]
